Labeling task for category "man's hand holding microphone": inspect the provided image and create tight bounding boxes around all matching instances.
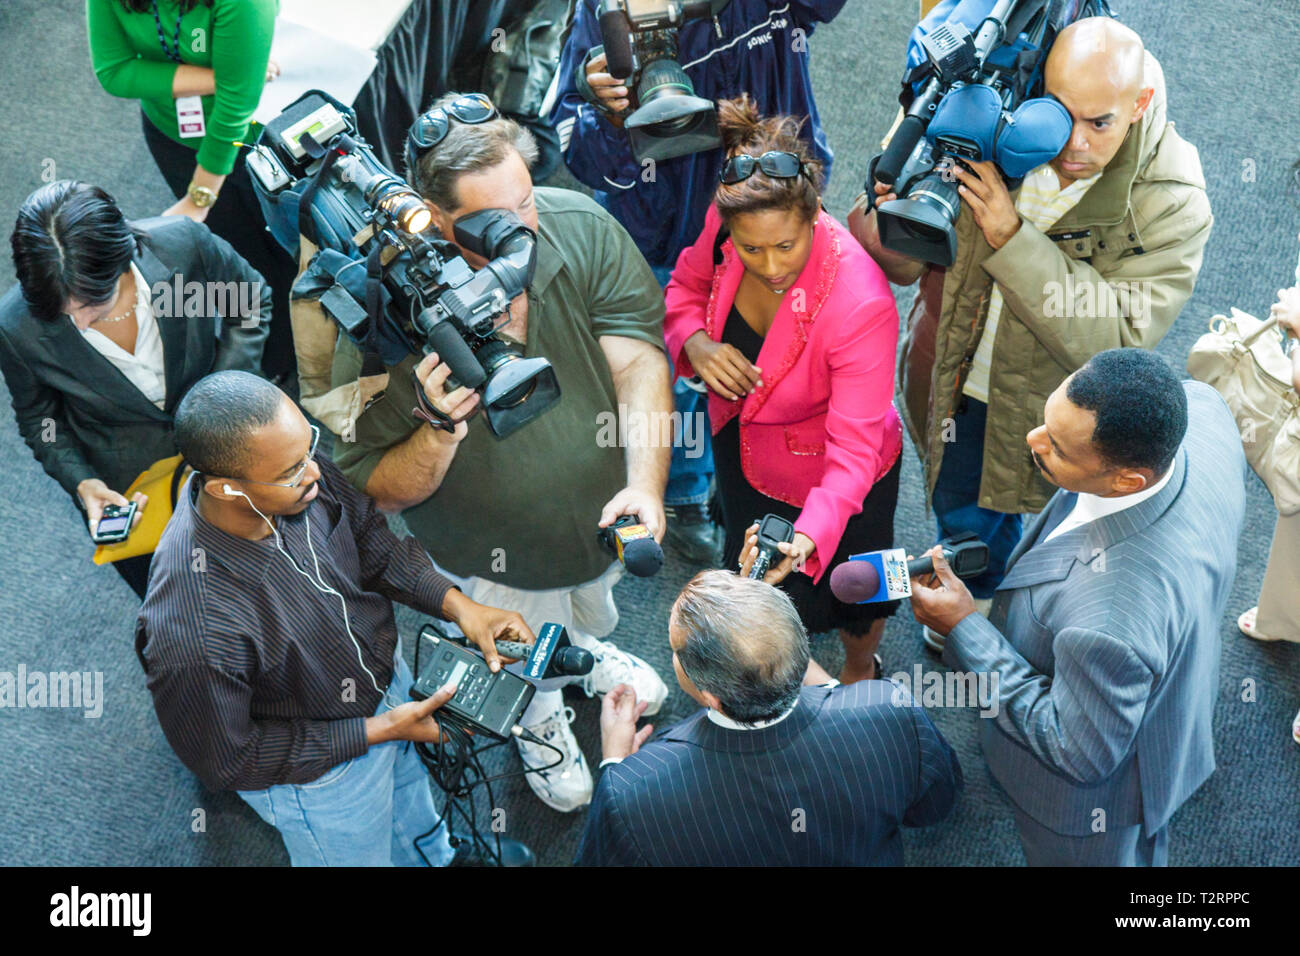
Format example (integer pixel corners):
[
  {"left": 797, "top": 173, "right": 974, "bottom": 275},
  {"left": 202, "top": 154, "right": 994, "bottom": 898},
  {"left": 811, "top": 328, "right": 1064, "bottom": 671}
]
[{"left": 907, "top": 545, "right": 978, "bottom": 638}]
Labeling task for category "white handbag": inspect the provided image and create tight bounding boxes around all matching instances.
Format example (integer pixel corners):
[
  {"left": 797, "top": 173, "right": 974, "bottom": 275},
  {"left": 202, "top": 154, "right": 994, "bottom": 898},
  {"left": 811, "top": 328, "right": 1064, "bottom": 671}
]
[{"left": 1187, "top": 307, "right": 1300, "bottom": 516}]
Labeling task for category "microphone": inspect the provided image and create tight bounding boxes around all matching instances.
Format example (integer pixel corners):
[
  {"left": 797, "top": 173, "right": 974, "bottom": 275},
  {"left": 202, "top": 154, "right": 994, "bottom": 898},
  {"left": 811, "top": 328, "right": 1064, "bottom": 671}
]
[
  {"left": 830, "top": 534, "right": 990, "bottom": 604},
  {"left": 829, "top": 559, "right": 885, "bottom": 604},
  {"left": 874, "top": 77, "right": 943, "bottom": 188},
  {"left": 748, "top": 514, "right": 795, "bottom": 580},
  {"left": 597, "top": 0, "right": 636, "bottom": 79},
  {"left": 511, "top": 623, "right": 594, "bottom": 681},
  {"left": 496, "top": 638, "right": 593, "bottom": 678},
  {"left": 599, "top": 515, "right": 663, "bottom": 577},
  {"left": 875, "top": 114, "right": 927, "bottom": 188}
]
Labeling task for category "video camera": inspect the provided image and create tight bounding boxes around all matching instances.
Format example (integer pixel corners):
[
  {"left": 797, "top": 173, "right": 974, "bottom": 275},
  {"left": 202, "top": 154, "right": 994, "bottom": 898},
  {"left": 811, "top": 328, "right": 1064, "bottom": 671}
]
[
  {"left": 594, "top": 0, "right": 729, "bottom": 163},
  {"left": 867, "top": 0, "right": 1084, "bottom": 266},
  {"left": 248, "top": 92, "right": 560, "bottom": 438}
]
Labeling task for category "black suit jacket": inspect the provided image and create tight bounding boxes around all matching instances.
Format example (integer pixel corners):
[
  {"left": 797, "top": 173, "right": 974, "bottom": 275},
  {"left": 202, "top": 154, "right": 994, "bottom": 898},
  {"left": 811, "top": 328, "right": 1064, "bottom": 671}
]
[
  {"left": 576, "top": 682, "right": 963, "bottom": 866},
  {"left": 0, "top": 216, "right": 268, "bottom": 500}
]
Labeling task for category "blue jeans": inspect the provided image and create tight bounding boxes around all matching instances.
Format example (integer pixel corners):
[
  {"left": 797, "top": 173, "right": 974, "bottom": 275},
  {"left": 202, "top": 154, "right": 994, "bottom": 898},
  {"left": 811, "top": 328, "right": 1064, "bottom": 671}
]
[
  {"left": 237, "top": 648, "right": 455, "bottom": 867},
  {"left": 652, "top": 263, "right": 714, "bottom": 507},
  {"left": 930, "top": 398, "right": 1023, "bottom": 599}
]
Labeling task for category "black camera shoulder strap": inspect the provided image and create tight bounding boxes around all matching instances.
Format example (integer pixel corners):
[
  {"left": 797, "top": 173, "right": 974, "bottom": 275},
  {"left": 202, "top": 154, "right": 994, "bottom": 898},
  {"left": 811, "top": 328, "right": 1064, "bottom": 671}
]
[
  {"left": 295, "top": 131, "right": 344, "bottom": 247},
  {"left": 361, "top": 246, "right": 387, "bottom": 379},
  {"left": 712, "top": 224, "right": 730, "bottom": 266}
]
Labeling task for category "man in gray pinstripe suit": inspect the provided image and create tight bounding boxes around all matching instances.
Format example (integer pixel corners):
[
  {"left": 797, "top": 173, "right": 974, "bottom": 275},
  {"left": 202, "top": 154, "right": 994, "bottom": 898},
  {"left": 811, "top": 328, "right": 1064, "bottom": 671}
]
[{"left": 911, "top": 349, "right": 1248, "bottom": 866}]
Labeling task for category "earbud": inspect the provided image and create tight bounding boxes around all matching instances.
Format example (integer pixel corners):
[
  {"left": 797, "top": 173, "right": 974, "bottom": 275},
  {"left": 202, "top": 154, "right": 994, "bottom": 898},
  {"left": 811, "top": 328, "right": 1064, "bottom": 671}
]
[{"left": 223, "top": 484, "right": 236, "bottom": 495}]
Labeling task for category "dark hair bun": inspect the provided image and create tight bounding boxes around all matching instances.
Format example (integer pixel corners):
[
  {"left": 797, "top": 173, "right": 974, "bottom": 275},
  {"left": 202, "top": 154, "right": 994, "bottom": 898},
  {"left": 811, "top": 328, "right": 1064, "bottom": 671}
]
[
  {"left": 717, "top": 93, "right": 766, "bottom": 153},
  {"left": 714, "top": 96, "right": 823, "bottom": 225}
]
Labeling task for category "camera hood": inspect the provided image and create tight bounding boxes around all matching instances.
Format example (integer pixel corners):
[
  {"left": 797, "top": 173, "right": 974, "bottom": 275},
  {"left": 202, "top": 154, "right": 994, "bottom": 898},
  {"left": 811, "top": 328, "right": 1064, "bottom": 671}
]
[
  {"left": 483, "top": 356, "right": 561, "bottom": 438},
  {"left": 626, "top": 95, "right": 721, "bottom": 163},
  {"left": 876, "top": 195, "right": 959, "bottom": 268},
  {"left": 927, "top": 84, "right": 1073, "bottom": 179},
  {"left": 996, "top": 96, "right": 1072, "bottom": 178}
]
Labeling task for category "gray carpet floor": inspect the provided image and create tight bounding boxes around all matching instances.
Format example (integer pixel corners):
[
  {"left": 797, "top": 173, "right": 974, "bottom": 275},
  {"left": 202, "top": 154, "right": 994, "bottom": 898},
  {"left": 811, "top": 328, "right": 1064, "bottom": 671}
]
[{"left": 0, "top": 0, "right": 1296, "bottom": 866}]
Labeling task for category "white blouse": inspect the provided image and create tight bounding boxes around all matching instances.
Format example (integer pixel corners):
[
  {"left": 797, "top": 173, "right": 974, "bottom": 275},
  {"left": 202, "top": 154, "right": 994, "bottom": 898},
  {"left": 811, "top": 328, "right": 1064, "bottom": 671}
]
[{"left": 79, "top": 263, "right": 166, "bottom": 409}]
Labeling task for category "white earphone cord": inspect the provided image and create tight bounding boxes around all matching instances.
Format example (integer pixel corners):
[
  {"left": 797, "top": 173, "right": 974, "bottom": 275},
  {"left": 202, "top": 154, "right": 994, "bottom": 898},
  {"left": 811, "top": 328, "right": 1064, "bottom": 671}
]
[{"left": 224, "top": 486, "right": 383, "bottom": 694}]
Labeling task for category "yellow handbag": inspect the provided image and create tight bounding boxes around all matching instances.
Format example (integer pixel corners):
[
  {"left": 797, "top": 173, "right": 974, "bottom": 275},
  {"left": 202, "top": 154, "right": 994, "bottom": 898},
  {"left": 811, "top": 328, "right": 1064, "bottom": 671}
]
[{"left": 92, "top": 454, "right": 192, "bottom": 564}]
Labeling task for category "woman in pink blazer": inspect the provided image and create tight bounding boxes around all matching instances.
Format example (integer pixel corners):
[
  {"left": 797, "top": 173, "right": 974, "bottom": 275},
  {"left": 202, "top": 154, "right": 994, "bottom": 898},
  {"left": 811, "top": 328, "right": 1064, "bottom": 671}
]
[{"left": 664, "top": 96, "right": 903, "bottom": 682}]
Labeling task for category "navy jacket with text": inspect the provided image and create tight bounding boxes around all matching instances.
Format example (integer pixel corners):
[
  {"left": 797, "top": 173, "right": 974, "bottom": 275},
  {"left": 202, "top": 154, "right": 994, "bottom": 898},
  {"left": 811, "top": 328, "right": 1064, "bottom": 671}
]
[{"left": 549, "top": 0, "right": 846, "bottom": 269}]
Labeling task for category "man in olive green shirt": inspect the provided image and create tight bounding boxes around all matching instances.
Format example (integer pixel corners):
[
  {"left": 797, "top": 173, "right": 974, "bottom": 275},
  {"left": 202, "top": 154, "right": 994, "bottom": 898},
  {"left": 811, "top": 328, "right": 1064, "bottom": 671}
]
[{"left": 333, "top": 96, "right": 673, "bottom": 813}]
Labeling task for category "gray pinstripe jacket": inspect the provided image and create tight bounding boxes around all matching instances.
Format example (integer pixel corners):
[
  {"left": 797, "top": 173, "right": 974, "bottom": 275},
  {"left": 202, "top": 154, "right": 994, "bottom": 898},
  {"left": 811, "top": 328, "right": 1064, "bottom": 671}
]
[{"left": 944, "top": 381, "right": 1247, "bottom": 837}]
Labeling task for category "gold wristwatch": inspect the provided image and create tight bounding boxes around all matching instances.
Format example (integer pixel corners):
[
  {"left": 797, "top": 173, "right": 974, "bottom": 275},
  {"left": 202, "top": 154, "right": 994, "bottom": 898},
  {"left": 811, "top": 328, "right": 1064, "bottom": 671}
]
[{"left": 187, "top": 183, "right": 218, "bottom": 208}]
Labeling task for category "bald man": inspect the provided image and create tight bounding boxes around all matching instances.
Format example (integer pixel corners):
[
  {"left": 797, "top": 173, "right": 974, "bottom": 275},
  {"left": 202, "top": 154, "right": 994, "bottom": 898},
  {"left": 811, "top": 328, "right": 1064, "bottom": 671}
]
[{"left": 851, "top": 16, "right": 1212, "bottom": 652}]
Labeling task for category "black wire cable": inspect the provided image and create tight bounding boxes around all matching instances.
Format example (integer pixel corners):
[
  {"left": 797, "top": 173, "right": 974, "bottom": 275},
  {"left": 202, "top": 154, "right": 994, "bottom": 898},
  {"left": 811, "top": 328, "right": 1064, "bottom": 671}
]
[
  {"left": 411, "top": 714, "right": 564, "bottom": 866},
  {"left": 409, "top": 628, "right": 565, "bottom": 865}
]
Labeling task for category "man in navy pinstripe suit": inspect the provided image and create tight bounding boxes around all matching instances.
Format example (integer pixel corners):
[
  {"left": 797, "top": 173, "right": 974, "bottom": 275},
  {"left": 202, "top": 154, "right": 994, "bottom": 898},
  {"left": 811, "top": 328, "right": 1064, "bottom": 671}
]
[
  {"left": 576, "top": 570, "right": 962, "bottom": 866},
  {"left": 911, "top": 349, "right": 1248, "bottom": 866}
]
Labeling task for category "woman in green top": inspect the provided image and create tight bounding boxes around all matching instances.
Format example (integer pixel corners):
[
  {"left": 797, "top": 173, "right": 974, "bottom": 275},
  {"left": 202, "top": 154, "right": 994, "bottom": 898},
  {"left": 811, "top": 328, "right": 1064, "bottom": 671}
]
[{"left": 87, "top": 0, "right": 297, "bottom": 380}]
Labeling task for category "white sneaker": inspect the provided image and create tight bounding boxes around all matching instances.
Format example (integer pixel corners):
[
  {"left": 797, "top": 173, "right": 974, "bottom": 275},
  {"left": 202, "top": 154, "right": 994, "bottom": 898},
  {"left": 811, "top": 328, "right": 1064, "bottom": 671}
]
[
  {"left": 922, "top": 597, "right": 993, "bottom": 654},
  {"left": 515, "top": 695, "right": 592, "bottom": 813},
  {"left": 572, "top": 633, "right": 669, "bottom": 716}
]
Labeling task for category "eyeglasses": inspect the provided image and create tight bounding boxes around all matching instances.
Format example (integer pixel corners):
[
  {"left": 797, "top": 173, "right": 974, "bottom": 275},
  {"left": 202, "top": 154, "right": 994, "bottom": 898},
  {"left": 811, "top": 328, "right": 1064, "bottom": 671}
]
[
  {"left": 239, "top": 424, "right": 320, "bottom": 489},
  {"left": 404, "top": 93, "right": 499, "bottom": 171},
  {"left": 719, "top": 150, "right": 812, "bottom": 186}
]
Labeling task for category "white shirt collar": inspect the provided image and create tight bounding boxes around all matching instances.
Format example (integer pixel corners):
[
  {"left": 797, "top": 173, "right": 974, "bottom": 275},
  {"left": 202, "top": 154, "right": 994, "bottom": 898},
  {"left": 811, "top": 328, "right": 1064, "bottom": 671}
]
[
  {"left": 705, "top": 698, "right": 799, "bottom": 731},
  {"left": 78, "top": 263, "right": 166, "bottom": 409},
  {"left": 1045, "top": 462, "right": 1176, "bottom": 542}
]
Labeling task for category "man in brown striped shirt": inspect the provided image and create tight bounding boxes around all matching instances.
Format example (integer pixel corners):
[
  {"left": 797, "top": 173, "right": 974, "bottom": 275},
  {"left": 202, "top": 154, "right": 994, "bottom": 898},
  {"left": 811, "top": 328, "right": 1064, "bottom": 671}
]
[{"left": 136, "top": 371, "right": 535, "bottom": 865}]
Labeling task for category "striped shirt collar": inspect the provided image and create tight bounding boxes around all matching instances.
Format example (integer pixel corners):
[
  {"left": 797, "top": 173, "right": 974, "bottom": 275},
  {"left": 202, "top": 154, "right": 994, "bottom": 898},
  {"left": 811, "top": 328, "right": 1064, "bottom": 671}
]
[{"left": 184, "top": 473, "right": 318, "bottom": 583}]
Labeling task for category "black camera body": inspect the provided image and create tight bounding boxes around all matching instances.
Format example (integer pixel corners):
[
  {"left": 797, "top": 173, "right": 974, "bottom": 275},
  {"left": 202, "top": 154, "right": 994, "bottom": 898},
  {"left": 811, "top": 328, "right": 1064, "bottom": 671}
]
[
  {"left": 254, "top": 93, "right": 560, "bottom": 438},
  {"left": 869, "top": 0, "right": 1075, "bottom": 267},
  {"left": 595, "top": 0, "right": 729, "bottom": 163}
]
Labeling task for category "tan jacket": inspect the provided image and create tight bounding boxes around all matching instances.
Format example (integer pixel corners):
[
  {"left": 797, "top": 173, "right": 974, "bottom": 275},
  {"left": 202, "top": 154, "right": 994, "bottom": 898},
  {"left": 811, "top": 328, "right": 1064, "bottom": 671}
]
[{"left": 851, "top": 53, "right": 1212, "bottom": 514}]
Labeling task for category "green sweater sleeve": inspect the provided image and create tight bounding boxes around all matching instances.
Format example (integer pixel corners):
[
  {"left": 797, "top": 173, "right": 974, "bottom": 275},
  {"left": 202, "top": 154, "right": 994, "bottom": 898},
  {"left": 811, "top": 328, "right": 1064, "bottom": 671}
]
[
  {"left": 198, "top": 0, "right": 277, "bottom": 175},
  {"left": 86, "top": 0, "right": 178, "bottom": 104}
]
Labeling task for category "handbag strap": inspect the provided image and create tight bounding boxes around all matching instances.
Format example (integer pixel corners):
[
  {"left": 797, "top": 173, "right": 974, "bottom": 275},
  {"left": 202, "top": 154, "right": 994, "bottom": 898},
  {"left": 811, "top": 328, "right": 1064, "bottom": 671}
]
[
  {"left": 170, "top": 459, "right": 189, "bottom": 509},
  {"left": 1240, "top": 313, "right": 1281, "bottom": 347}
]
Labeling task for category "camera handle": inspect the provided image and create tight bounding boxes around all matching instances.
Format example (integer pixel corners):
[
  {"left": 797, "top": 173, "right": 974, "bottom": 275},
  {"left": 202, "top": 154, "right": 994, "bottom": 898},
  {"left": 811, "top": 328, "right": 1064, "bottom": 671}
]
[
  {"left": 409, "top": 366, "right": 458, "bottom": 433},
  {"left": 861, "top": 153, "right": 885, "bottom": 213}
]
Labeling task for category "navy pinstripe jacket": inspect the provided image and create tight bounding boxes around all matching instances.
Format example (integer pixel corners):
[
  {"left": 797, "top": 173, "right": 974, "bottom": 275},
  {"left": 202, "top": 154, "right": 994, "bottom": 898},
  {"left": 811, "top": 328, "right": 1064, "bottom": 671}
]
[{"left": 576, "top": 681, "right": 962, "bottom": 866}]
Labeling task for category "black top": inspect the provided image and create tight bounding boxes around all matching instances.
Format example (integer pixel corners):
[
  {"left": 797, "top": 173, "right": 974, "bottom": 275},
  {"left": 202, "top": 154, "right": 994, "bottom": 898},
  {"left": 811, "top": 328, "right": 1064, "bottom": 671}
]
[
  {"left": 0, "top": 215, "right": 268, "bottom": 500},
  {"left": 722, "top": 301, "right": 767, "bottom": 363},
  {"left": 135, "top": 454, "right": 457, "bottom": 792},
  {"left": 713, "top": 305, "right": 902, "bottom": 634}
]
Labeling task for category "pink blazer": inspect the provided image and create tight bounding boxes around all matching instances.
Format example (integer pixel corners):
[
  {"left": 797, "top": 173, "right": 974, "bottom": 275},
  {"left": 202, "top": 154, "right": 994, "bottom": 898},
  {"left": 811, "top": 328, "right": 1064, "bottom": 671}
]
[{"left": 664, "top": 204, "right": 902, "bottom": 583}]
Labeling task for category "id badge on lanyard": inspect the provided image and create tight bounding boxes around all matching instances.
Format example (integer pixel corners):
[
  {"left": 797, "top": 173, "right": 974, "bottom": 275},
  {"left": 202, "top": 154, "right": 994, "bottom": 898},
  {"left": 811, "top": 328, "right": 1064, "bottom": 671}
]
[
  {"left": 176, "top": 95, "right": 206, "bottom": 138},
  {"left": 155, "top": 1, "right": 204, "bottom": 138}
]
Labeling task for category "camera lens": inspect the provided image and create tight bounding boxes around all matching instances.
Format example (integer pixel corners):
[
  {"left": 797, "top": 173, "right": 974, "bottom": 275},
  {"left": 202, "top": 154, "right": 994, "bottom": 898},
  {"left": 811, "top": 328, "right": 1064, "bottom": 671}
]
[
  {"left": 875, "top": 153, "right": 962, "bottom": 267},
  {"left": 636, "top": 58, "right": 707, "bottom": 135},
  {"left": 908, "top": 167, "right": 961, "bottom": 225}
]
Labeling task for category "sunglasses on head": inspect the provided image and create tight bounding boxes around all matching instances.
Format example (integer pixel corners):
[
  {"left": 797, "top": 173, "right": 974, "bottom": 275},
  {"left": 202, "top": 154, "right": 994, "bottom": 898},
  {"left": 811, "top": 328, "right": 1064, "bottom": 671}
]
[
  {"left": 719, "top": 150, "right": 812, "bottom": 186},
  {"left": 405, "top": 93, "right": 499, "bottom": 171}
]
